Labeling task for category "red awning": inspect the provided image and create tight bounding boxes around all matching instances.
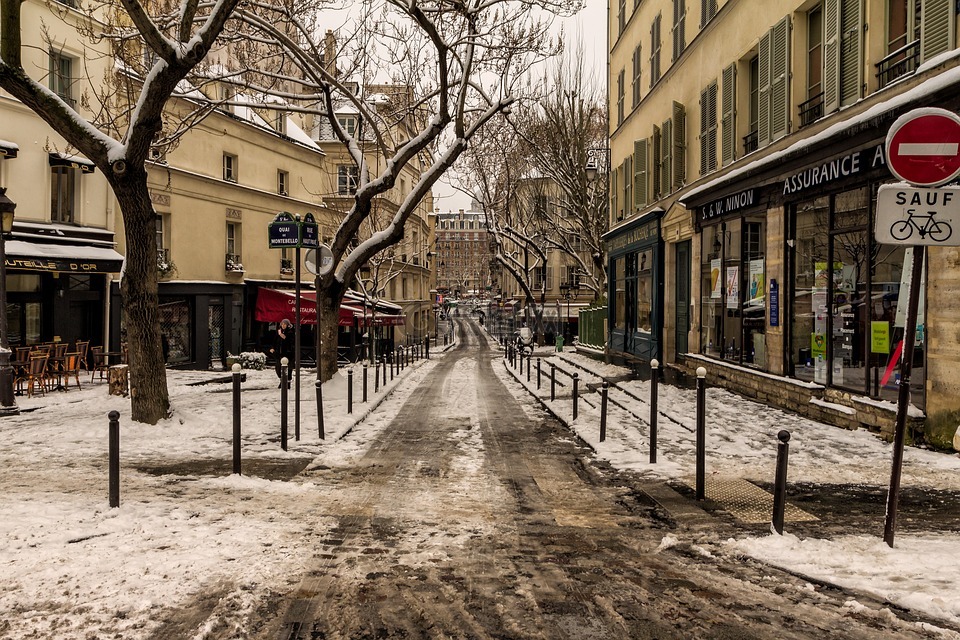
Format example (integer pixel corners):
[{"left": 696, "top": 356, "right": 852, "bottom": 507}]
[{"left": 254, "top": 288, "right": 405, "bottom": 326}]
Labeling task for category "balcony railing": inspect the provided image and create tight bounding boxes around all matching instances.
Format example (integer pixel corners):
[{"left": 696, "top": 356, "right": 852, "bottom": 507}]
[
  {"left": 743, "top": 130, "right": 759, "bottom": 154},
  {"left": 798, "top": 92, "right": 824, "bottom": 129},
  {"left": 225, "top": 253, "right": 244, "bottom": 273},
  {"left": 877, "top": 40, "right": 920, "bottom": 89}
]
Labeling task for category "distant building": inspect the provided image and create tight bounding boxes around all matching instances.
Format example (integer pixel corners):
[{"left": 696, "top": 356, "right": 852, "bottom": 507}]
[{"left": 434, "top": 209, "right": 492, "bottom": 298}]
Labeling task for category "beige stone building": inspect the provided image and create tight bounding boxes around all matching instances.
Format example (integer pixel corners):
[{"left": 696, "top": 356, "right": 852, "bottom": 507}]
[{"left": 605, "top": 0, "right": 960, "bottom": 444}]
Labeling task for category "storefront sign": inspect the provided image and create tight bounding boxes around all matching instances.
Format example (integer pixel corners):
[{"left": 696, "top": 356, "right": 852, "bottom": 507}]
[
  {"left": 606, "top": 219, "right": 658, "bottom": 253},
  {"left": 769, "top": 279, "right": 779, "bottom": 327},
  {"left": 871, "top": 321, "right": 890, "bottom": 354},
  {"left": 5, "top": 257, "right": 121, "bottom": 273},
  {"left": 782, "top": 144, "right": 886, "bottom": 196},
  {"left": 699, "top": 188, "right": 757, "bottom": 223}
]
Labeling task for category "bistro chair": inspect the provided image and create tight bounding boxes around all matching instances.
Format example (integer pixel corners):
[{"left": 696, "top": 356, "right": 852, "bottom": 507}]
[
  {"left": 74, "top": 340, "right": 90, "bottom": 371},
  {"left": 24, "top": 353, "right": 50, "bottom": 398},
  {"left": 90, "top": 347, "right": 110, "bottom": 383},
  {"left": 61, "top": 352, "right": 82, "bottom": 391}
]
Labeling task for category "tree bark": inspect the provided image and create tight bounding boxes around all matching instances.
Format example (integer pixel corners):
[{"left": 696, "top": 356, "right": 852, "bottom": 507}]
[
  {"left": 316, "top": 280, "right": 344, "bottom": 383},
  {"left": 112, "top": 172, "right": 170, "bottom": 423}
]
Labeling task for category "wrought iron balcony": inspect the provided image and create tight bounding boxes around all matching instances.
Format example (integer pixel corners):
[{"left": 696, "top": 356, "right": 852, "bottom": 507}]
[
  {"left": 799, "top": 92, "right": 824, "bottom": 129},
  {"left": 877, "top": 40, "right": 920, "bottom": 89},
  {"left": 743, "top": 130, "right": 759, "bottom": 154}
]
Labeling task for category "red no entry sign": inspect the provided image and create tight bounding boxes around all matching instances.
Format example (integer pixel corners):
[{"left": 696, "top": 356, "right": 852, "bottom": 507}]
[{"left": 886, "top": 108, "right": 960, "bottom": 187}]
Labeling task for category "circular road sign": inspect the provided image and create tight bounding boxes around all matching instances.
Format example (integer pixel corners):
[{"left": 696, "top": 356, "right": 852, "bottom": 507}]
[{"left": 886, "top": 108, "right": 960, "bottom": 187}]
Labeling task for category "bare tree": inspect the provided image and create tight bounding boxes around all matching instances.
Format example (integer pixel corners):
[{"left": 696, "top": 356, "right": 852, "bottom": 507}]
[{"left": 1, "top": 0, "right": 244, "bottom": 423}]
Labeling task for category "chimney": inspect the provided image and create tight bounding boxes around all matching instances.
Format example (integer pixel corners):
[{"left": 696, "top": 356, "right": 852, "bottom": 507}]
[{"left": 324, "top": 30, "right": 338, "bottom": 77}]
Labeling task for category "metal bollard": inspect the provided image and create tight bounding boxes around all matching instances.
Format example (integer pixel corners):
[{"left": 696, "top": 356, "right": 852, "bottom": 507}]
[
  {"left": 650, "top": 359, "right": 659, "bottom": 464},
  {"left": 550, "top": 363, "right": 556, "bottom": 401},
  {"left": 537, "top": 358, "right": 542, "bottom": 390},
  {"left": 363, "top": 363, "right": 368, "bottom": 403},
  {"left": 426, "top": 335, "right": 430, "bottom": 360},
  {"left": 519, "top": 349, "right": 524, "bottom": 375},
  {"left": 526, "top": 353, "right": 531, "bottom": 383},
  {"left": 108, "top": 410, "right": 120, "bottom": 508},
  {"left": 382, "top": 355, "right": 387, "bottom": 387},
  {"left": 600, "top": 381, "right": 609, "bottom": 442},
  {"left": 390, "top": 351, "right": 395, "bottom": 380},
  {"left": 280, "top": 358, "right": 289, "bottom": 452},
  {"left": 347, "top": 368, "right": 354, "bottom": 414},
  {"left": 772, "top": 430, "right": 791, "bottom": 535},
  {"left": 572, "top": 373, "right": 579, "bottom": 420},
  {"left": 695, "top": 366, "right": 707, "bottom": 501},
  {"left": 315, "top": 379, "right": 325, "bottom": 440},
  {"left": 232, "top": 364, "right": 242, "bottom": 475},
  {"left": 374, "top": 359, "right": 380, "bottom": 393}
]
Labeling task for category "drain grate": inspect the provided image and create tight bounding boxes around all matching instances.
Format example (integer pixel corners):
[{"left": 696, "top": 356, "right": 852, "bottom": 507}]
[{"left": 692, "top": 477, "right": 819, "bottom": 524}]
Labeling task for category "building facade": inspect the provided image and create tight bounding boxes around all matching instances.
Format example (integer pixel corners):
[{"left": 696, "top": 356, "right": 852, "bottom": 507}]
[{"left": 606, "top": 0, "right": 960, "bottom": 445}]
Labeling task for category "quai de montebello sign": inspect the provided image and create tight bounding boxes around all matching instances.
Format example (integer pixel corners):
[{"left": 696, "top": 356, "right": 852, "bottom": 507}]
[{"left": 269, "top": 211, "right": 319, "bottom": 249}]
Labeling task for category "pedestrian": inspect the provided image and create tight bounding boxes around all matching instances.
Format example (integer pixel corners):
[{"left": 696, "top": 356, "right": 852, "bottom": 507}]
[{"left": 270, "top": 319, "right": 295, "bottom": 388}]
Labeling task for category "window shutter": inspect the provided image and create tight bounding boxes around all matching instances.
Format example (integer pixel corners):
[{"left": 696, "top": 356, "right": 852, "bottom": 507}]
[
  {"left": 652, "top": 124, "right": 662, "bottom": 199},
  {"left": 838, "top": 0, "right": 861, "bottom": 107},
  {"left": 757, "top": 30, "right": 772, "bottom": 146},
  {"left": 921, "top": 0, "right": 953, "bottom": 61},
  {"left": 673, "top": 0, "right": 686, "bottom": 61},
  {"left": 769, "top": 16, "right": 791, "bottom": 141},
  {"left": 624, "top": 156, "right": 633, "bottom": 214},
  {"left": 700, "top": 86, "right": 710, "bottom": 175},
  {"left": 634, "top": 139, "right": 648, "bottom": 208},
  {"left": 673, "top": 102, "right": 686, "bottom": 189},
  {"left": 611, "top": 167, "right": 619, "bottom": 221},
  {"left": 721, "top": 63, "right": 736, "bottom": 165},
  {"left": 823, "top": 0, "right": 841, "bottom": 115},
  {"left": 701, "top": 0, "right": 717, "bottom": 26},
  {"left": 661, "top": 118, "right": 673, "bottom": 196},
  {"left": 547, "top": 266, "right": 553, "bottom": 290}
]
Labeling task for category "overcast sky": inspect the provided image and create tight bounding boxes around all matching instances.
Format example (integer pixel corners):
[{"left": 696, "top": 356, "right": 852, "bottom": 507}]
[{"left": 432, "top": 3, "right": 608, "bottom": 213}]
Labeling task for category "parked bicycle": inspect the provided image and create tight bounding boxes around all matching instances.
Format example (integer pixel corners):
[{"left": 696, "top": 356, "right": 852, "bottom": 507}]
[{"left": 890, "top": 208, "right": 953, "bottom": 242}]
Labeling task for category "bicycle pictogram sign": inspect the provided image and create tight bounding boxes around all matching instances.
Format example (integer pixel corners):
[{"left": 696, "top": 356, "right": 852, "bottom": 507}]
[
  {"left": 889, "top": 208, "right": 953, "bottom": 242},
  {"left": 876, "top": 184, "right": 960, "bottom": 247}
]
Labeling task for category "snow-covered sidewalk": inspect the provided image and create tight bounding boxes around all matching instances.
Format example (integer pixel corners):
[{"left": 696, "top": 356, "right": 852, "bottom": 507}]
[{"left": 496, "top": 346, "right": 960, "bottom": 635}]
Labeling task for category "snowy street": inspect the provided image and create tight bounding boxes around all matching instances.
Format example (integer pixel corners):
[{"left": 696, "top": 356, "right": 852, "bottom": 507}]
[{"left": 2, "top": 318, "right": 960, "bottom": 638}]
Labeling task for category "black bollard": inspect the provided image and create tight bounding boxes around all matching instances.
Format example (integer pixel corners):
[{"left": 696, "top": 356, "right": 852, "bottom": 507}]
[
  {"left": 315, "top": 379, "right": 325, "bottom": 440},
  {"left": 108, "top": 410, "right": 120, "bottom": 508},
  {"left": 600, "top": 381, "right": 609, "bottom": 442},
  {"left": 374, "top": 359, "right": 380, "bottom": 393},
  {"left": 519, "top": 349, "right": 524, "bottom": 375},
  {"left": 363, "top": 363, "right": 368, "bottom": 403},
  {"left": 232, "top": 364, "right": 242, "bottom": 475},
  {"left": 650, "top": 359, "right": 659, "bottom": 464},
  {"left": 695, "top": 366, "right": 706, "bottom": 501},
  {"left": 772, "top": 430, "right": 791, "bottom": 535},
  {"left": 425, "top": 336, "right": 430, "bottom": 359},
  {"left": 572, "top": 373, "right": 579, "bottom": 420},
  {"left": 527, "top": 353, "right": 531, "bottom": 383},
  {"left": 280, "top": 358, "right": 289, "bottom": 452},
  {"left": 382, "top": 355, "right": 387, "bottom": 387},
  {"left": 347, "top": 368, "right": 354, "bottom": 414},
  {"left": 390, "top": 351, "right": 395, "bottom": 380},
  {"left": 537, "top": 358, "right": 542, "bottom": 390},
  {"left": 550, "top": 363, "right": 556, "bottom": 401}
]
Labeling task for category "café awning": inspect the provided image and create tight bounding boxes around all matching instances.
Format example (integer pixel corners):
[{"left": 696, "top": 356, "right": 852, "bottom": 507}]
[
  {"left": 5, "top": 239, "right": 124, "bottom": 273},
  {"left": 254, "top": 288, "right": 405, "bottom": 326}
]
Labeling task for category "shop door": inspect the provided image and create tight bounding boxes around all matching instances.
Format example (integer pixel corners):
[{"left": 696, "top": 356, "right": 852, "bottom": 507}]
[{"left": 675, "top": 241, "right": 691, "bottom": 355}]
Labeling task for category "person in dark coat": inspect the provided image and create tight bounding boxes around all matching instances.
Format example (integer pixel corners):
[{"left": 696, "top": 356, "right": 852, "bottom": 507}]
[{"left": 270, "top": 319, "right": 295, "bottom": 387}]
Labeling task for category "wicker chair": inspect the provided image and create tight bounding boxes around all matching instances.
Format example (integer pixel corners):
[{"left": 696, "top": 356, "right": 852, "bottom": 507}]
[
  {"left": 24, "top": 353, "right": 50, "bottom": 397},
  {"left": 61, "top": 352, "right": 82, "bottom": 391}
]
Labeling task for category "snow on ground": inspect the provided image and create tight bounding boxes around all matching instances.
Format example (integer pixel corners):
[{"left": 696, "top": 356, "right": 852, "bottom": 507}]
[
  {"left": 4, "top": 327, "right": 960, "bottom": 638},
  {"left": 495, "top": 343, "right": 960, "bottom": 635}
]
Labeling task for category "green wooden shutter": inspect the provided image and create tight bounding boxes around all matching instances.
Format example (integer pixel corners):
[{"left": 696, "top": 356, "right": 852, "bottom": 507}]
[
  {"left": 921, "top": 0, "right": 953, "bottom": 61},
  {"left": 757, "top": 30, "right": 771, "bottom": 146},
  {"left": 823, "top": 0, "right": 841, "bottom": 114},
  {"left": 721, "top": 63, "right": 736, "bottom": 165},
  {"left": 624, "top": 155, "right": 633, "bottom": 214},
  {"left": 769, "top": 16, "right": 791, "bottom": 141},
  {"left": 700, "top": 85, "right": 710, "bottom": 176},
  {"left": 674, "top": 102, "right": 686, "bottom": 188},
  {"left": 611, "top": 167, "right": 618, "bottom": 222},
  {"left": 661, "top": 118, "right": 673, "bottom": 195},
  {"left": 839, "top": 0, "right": 861, "bottom": 107},
  {"left": 652, "top": 125, "right": 662, "bottom": 199},
  {"left": 634, "top": 139, "right": 648, "bottom": 208}
]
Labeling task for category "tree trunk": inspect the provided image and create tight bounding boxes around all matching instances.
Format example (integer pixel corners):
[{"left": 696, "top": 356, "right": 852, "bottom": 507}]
[
  {"left": 113, "top": 174, "right": 170, "bottom": 424},
  {"left": 316, "top": 283, "right": 343, "bottom": 382}
]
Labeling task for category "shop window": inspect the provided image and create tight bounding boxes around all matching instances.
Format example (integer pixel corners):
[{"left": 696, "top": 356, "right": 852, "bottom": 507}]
[
  {"left": 637, "top": 250, "right": 653, "bottom": 332},
  {"left": 159, "top": 297, "right": 193, "bottom": 365},
  {"left": 614, "top": 257, "right": 626, "bottom": 332},
  {"left": 51, "top": 166, "right": 76, "bottom": 223}
]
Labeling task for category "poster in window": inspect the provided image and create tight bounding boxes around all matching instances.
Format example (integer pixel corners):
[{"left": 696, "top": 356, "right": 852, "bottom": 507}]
[
  {"left": 748, "top": 259, "right": 765, "bottom": 306},
  {"left": 726, "top": 266, "right": 739, "bottom": 309},
  {"left": 711, "top": 259, "right": 722, "bottom": 298}
]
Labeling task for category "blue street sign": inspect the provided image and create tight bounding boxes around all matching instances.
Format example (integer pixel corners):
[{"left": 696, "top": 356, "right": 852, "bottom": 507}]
[
  {"left": 269, "top": 212, "right": 300, "bottom": 248},
  {"left": 300, "top": 212, "right": 319, "bottom": 248}
]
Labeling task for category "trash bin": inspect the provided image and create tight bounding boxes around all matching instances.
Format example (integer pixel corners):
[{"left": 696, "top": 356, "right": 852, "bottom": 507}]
[{"left": 555, "top": 335, "right": 564, "bottom": 352}]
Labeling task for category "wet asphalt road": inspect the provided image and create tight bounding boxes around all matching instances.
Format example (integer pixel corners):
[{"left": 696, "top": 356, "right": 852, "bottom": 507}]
[{"left": 211, "top": 319, "right": 956, "bottom": 639}]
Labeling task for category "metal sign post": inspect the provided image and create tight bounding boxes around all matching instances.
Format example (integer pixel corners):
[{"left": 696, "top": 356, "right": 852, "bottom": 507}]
[{"left": 878, "top": 109, "right": 960, "bottom": 548}]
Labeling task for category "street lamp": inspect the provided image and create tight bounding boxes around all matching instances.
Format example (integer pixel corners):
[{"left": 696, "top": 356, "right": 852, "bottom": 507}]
[
  {"left": 559, "top": 282, "right": 573, "bottom": 342},
  {"left": 585, "top": 147, "right": 610, "bottom": 182},
  {"left": 0, "top": 188, "right": 19, "bottom": 415}
]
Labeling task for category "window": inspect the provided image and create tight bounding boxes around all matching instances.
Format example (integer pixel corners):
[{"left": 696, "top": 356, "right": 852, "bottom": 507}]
[
  {"left": 801, "top": 6, "right": 824, "bottom": 127},
  {"left": 51, "top": 166, "right": 76, "bottom": 223},
  {"left": 337, "top": 115, "right": 357, "bottom": 137},
  {"left": 226, "top": 222, "right": 242, "bottom": 270},
  {"left": 700, "top": 81, "right": 718, "bottom": 175},
  {"left": 155, "top": 215, "right": 165, "bottom": 250},
  {"left": 746, "top": 55, "right": 760, "bottom": 153},
  {"left": 701, "top": 0, "right": 718, "bottom": 26},
  {"left": 632, "top": 44, "right": 642, "bottom": 107},
  {"left": 278, "top": 170, "right": 289, "bottom": 196},
  {"left": 672, "top": 0, "right": 686, "bottom": 61},
  {"left": 650, "top": 14, "right": 662, "bottom": 86},
  {"left": 338, "top": 165, "right": 359, "bottom": 194},
  {"left": 49, "top": 50, "right": 75, "bottom": 108},
  {"left": 617, "top": 69, "right": 625, "bottom": 125},
  {"left": 275, "top": 112, "right": 287, "bottom": 135},
  {"left": 223, "top": 154, "right": 237, "bottom": 182},
  {"left": 618, "top": 0, "right": 626, "bottom": 34}
]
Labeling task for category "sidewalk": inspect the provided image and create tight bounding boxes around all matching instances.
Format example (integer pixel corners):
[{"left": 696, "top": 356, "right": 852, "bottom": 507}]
[{"left": 497, "top": 342, "right": 960, "bottom": 634}]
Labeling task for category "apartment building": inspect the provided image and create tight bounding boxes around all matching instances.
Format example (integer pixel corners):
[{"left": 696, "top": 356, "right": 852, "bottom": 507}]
[
  {"left": 606, "top": 0, "right": 960, "bottom": 442},
  {"left": 434, "top": 209, "right": 492, "bottom": 298}
]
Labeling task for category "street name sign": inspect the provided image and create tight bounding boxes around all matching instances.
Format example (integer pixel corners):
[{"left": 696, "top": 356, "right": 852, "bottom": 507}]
[
  {"left": 876, "top": 185, "right": 960, "bottom": 246},
  {"left": 885, "top": 108, "right": 960, "bottom": 187}
]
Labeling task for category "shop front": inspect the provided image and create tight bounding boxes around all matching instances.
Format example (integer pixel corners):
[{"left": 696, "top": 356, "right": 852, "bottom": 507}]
[{"left": 604, "top": 210, "right": 663, "bottom": 364}]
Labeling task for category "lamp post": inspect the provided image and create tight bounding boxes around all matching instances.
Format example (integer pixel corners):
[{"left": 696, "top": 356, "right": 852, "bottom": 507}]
[
  {"left": 559, "top": 282, "right": 572, "bottom": 342},
  {"left": 0, "top": 188, "right": 19, "bottom": 416}
]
